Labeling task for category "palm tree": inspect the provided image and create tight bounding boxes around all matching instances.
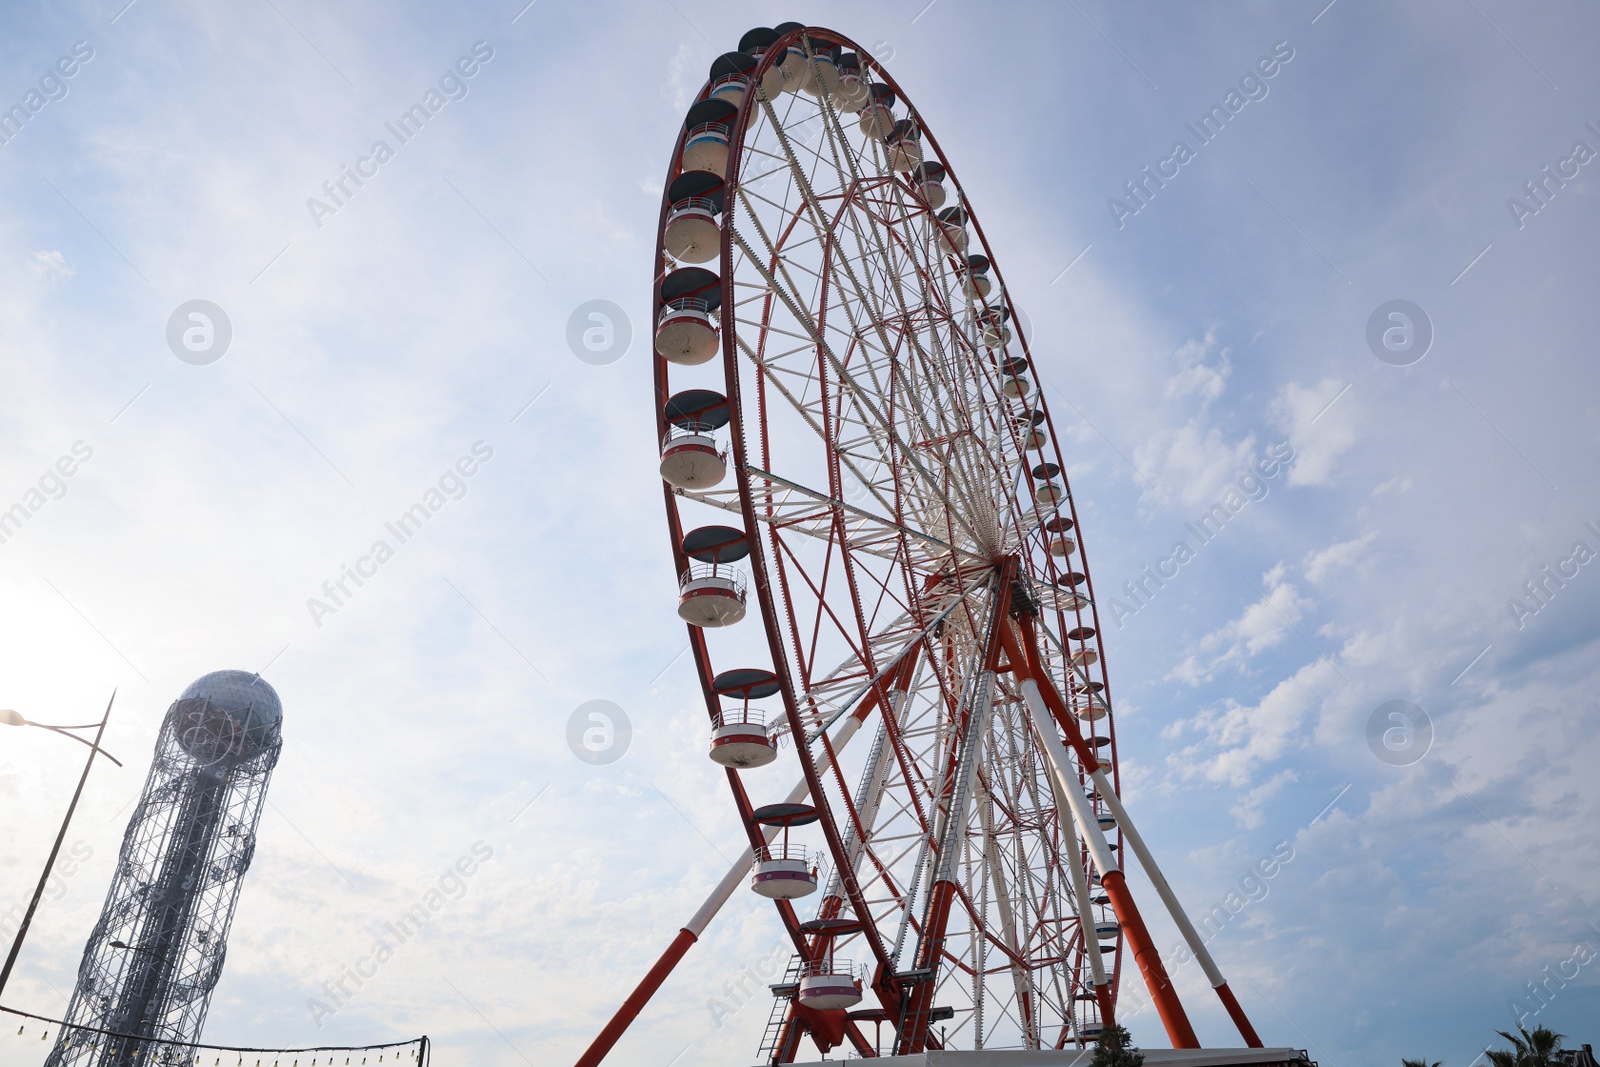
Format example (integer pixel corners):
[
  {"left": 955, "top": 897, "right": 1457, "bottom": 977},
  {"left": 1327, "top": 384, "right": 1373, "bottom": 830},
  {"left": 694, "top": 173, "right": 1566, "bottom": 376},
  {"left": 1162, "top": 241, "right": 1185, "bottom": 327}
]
[
  {"left": 1401, "top": 1060, "right": 1442, "bottom": 1067},
  {"left": 1091, "top": 1024, "right": 1145, "bottom": 1067},
  {"left": 1486, "top": 1024, "right": 1565, "bottom": 1067}
]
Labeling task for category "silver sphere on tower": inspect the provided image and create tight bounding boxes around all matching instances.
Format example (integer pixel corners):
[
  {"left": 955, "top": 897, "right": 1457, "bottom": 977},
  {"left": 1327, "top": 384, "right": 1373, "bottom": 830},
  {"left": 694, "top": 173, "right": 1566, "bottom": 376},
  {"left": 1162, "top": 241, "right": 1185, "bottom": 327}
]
[
  {"left": 47, "top": 671, "right": 284, "bottom": 1067},
  {"left": 170, "top": 671, "right": 283, "bottom": 766}
]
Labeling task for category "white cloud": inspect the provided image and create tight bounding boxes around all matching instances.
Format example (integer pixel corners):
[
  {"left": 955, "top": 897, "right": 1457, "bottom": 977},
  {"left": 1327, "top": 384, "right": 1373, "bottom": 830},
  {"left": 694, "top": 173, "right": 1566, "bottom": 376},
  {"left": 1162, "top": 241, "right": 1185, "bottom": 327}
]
[
  {"left": 1303, "top": 531, "right": 1377, "bottom": 584},
  {"left": 1171, "top": 563, "right": 1312, "bottom": 684},
  {"left": 1230, "top": 767, "right": 1299, "bottom": 829},
  {"left": 1134, "top": 421, "right": 1258, "bottom": 510},
  {"left": 1164, "top": 329, "right": 1232, "bottom": 408},
  {"left": 1164, "top": 655, "right": 1344, "bottom": 788},
  {"left": 1270, "top": 377, "right": 1357, "bottom": 487},
  {"left": 26, "top": 250, "right": 74, "bottom": 280},
  {"left": 664, "top": 40, "right": 699, "bottom": 109}
]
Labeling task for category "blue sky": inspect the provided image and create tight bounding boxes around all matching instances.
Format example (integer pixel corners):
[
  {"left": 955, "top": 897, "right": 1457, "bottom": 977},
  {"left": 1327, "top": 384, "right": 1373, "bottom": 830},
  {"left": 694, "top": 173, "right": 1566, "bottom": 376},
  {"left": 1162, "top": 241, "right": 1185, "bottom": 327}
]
[{"left": 1, "top": 1, "right": 1598, "bottom": 1066}]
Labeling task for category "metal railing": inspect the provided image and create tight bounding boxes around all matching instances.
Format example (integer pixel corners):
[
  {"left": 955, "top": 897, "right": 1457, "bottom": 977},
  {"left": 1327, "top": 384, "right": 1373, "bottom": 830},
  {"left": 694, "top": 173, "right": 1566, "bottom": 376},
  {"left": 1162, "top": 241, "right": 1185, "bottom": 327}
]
[
  {"left": 753, "top": 843, "right": 809, "bottom": 865},
  {"left": 797, "top": 958, "right": 865, "bottom": 981},
  {"left": 665, "top": 196, "right": 722, "bottom": 220},
  {"left": 679, "top": 564, "right": 746, "bottom": 596},
  {"left": 661, "top": 423, "right": 724, "bottom": 449},
  {"left": 684, "top": 121, "right": 730, "bottom": 143},
  {"left": 713, "top": 706, "right": 767, "bottom": 729},
  {"left": 657, "top": 297, "right": 717, "bottom": 325}
]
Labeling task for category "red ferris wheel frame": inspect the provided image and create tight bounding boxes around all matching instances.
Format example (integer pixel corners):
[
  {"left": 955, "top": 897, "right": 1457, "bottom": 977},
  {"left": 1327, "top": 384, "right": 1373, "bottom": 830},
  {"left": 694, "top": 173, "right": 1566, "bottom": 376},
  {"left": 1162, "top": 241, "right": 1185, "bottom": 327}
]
[{"left": 577, "top": 24, "right": 1264, "bottom": 1066}]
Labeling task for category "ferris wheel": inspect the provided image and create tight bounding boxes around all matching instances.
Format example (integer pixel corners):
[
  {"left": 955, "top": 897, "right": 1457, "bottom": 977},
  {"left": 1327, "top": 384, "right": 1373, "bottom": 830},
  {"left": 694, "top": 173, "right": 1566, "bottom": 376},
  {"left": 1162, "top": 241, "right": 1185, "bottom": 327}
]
[{"left": 578, "top": 24, "right": 1264, "bottom": 1065}]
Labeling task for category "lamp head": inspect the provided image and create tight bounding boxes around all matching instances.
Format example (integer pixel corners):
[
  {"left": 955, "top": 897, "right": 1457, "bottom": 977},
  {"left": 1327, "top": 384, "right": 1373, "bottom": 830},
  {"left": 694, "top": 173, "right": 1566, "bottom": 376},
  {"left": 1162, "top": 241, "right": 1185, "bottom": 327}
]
[{"left": 0, "top": 709, "right": 27, "bottom": 727}]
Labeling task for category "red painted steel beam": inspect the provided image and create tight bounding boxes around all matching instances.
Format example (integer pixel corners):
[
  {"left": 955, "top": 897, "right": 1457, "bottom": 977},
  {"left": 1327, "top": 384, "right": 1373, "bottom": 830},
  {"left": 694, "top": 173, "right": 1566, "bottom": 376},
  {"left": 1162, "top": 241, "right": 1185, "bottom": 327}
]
[
  {"left": 575, "top": 928, "right": 697, "bottom": 1067},
  {"left": 1216, "top": 982, "right": 1263, "bottom": 1047},
  {"left": 1096, "top": 981, "right": 1117, "bottom": 1034},
  {"left": 1097, "top": 870, "right": 1197, "bottom": 1048}
]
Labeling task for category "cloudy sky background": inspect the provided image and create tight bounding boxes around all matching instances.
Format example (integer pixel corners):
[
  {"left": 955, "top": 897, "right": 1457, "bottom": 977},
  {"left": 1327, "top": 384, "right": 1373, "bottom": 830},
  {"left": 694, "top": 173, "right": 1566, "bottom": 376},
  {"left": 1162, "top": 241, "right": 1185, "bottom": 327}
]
[{"left": 2, "top": 1, "right": 1598, "bottom": 1065}]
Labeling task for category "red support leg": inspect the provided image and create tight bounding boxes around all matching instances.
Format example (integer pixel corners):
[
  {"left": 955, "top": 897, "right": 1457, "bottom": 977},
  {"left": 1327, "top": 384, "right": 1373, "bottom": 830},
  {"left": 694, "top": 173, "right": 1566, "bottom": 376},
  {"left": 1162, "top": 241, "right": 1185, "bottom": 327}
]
[
  {"left": 1098, "top": 871, "right": 1199, "bottom": 1049},
  {"left": 575, "top": 928, "right": 697, "bottom": 1067},
  {"left": 1095, "top": 982, "right": 1116, "bottom": 1033},
  {"left": 1216, "top": 981, "right": 1263, "bottom": 1047}
]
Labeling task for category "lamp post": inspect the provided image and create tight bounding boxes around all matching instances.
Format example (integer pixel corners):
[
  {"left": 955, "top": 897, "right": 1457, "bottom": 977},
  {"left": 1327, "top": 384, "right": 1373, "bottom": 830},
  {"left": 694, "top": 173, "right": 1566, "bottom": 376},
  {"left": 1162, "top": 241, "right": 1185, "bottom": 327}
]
[
  {"left": 107, "top": 941, "right": 159, "bottom": 959},
  {"left": 0, "top": 693, "right": 121, "bottom": 1002}
]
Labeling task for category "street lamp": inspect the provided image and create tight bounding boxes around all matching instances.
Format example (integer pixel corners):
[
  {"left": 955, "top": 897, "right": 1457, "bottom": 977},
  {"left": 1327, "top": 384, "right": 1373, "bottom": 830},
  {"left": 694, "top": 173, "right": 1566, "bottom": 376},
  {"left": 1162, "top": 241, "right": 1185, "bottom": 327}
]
[
  {"left": 107, "top": 940, "right": 160, "bottom": 959},
  {"left": 1, "top": 709, "right": 123, "bottom": 766},
  {"left": 0, "top": 694, "right": 121, "bottom": 1002}
]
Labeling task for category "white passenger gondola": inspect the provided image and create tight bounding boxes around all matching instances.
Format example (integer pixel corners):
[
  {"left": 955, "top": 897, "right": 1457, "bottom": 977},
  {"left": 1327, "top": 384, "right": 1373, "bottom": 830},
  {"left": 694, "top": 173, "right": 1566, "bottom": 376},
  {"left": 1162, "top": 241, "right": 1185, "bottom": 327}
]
[
  {"left": 749, "top": 802, "right": 822, "bottom": 899},
  {"left": 833, "top": 52, "right": 868, "bottom": 112},
  {"left": 1031, "top": 462, "right": 1064, "bottom": 507},
  {"left": 662, "top": 172, "right": 724, "bottom": 265},
  {"left": 660, "top": 389, "right": 730, "bottom": 489},
  {"left": 979, "top": 306, "right": 1013, "bottom": 349},
  {"left": 913, "top": 161, "right": 947, "bottom": 209},
  {"left": 1044, "top": 513, "right": 1075, "bottom": 557},
  {"left": 707, "top": 668, "right": 782, "bottom": 768},
  {"left": 1016, "top": 405, "right": 1048, "bottom": 451},
  {"left": 799, "top": 38, "right": 841, "bottom": 97},
  {"left": 859, "top": 83, "right": 896, "bottom": 140},
  {"left": 751, "top": 844, "right": 816, "bottom": 898},
  {"left": 677, "top": 525, "right": 749, "bottom": 627},
  {"left": 655, "top": 267, "right": 722, "bottom": 365},
  {"left": 737, "top": 27, "right": 788, "bottom": 98},
  {"left": 681, "top": 98, "right": 737, "bottom": 176},
  {"left": 886, "top": 119, "right": 923, "bottom": 172},
  {"left": 707, "top": 51, "right": 756, "bottom": 109},
  {"left": 797, "top": 960, "right": 863, "bottom": 1011},
  {"left": 1075, "top": 698, "right": 1108, "bottom": 722},
  {"left": 999, "top": 354, "right": 1031, "bottom": 398},
  {"left": 772, "top": 22, "right": 808, "bottom": 93},
  {"left": 937, "top": 206, "right": 969, "bottom": 254},
  {"left": 709, "top": 709, "right": 776, "bottom": 768},
  {"left": 962, "top": 253, "right": 993, "bottom": 299}
]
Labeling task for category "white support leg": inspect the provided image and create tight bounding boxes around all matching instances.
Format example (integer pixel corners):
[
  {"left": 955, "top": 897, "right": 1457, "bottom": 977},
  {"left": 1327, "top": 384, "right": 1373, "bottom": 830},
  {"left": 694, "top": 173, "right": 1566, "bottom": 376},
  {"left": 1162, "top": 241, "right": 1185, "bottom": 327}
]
[{"left": 1089, "top": 768, "right": 1224, "bottom": 989}]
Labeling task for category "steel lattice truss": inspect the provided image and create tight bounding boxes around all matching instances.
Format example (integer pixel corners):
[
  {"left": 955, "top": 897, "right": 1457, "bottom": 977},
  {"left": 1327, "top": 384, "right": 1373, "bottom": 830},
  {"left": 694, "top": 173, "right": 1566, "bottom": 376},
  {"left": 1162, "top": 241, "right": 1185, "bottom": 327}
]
[{"left": 47, "top": 695, "right": 281, "bottom": 1067}]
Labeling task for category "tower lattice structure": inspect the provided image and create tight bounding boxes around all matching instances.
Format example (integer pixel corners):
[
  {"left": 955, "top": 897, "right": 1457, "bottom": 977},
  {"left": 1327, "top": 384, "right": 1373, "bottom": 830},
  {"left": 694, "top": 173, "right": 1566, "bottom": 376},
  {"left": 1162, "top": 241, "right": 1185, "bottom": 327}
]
[{"left": 47, "top": 671, "right": 284, "bottom": 1067}]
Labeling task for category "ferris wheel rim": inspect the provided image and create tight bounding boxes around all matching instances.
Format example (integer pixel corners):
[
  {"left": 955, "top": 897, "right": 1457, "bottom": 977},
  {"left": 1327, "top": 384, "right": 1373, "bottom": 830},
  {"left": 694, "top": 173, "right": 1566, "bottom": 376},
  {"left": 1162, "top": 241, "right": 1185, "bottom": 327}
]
[{"left": 651, "top": 24, "right": 1126, "bottom": 1055}]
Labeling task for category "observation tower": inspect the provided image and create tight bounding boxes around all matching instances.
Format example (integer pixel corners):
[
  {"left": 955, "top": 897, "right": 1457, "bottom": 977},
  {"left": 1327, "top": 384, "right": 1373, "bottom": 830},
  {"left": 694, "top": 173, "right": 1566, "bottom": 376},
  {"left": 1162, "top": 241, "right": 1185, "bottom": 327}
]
[{"left": 46, "top": 671, "right": 283, "bottom": 1067}]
